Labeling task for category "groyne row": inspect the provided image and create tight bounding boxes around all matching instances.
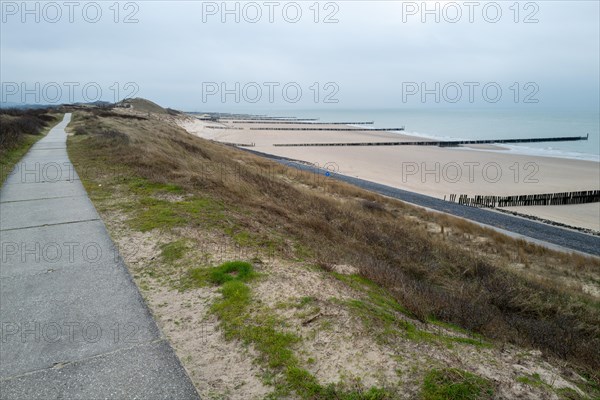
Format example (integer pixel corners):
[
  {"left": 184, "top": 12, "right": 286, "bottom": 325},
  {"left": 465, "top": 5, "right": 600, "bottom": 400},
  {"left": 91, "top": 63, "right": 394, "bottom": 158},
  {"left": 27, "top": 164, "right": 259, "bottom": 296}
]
[
  {"left": 447, "top": 190, "right": 600, "bottom": 208},
  {"left": 206, "top": 126, "right": 243, "bottom": 130},
  {"left": 254, "top": 127, "right": 405, "bottom": 132},
  {"left": 217, "top": 141, "right": 255, "bottom": 147},
  {"left": 273, "top": 135, "right": 589, "bottom": 147},
  {"left": 231, "top": 121, "right": 375, "bottom": 125},
  {"left": 220, "top": 117, "right": 319, "bottom": 121}
]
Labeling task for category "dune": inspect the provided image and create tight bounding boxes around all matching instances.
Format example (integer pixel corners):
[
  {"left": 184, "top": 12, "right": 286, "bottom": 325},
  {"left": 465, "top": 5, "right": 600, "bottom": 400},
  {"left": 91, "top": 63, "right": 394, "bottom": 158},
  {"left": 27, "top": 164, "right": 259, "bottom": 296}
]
[{"left": 181, "top": 117, "right": 600, "bottom": 232}]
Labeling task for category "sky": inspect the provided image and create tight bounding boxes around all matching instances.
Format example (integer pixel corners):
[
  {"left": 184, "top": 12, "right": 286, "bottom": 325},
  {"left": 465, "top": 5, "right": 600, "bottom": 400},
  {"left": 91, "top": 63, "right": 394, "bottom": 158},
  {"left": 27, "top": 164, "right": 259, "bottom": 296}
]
[{"left": 1, "top": 0, "right": 599, "bottom": 111}]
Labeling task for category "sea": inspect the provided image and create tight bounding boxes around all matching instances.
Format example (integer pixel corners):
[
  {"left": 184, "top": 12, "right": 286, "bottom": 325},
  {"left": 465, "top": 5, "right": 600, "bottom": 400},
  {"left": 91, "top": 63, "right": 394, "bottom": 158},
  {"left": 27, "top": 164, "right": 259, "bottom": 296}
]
[{"left": 263, "top": 108, "right": 600, "bottom": 163}]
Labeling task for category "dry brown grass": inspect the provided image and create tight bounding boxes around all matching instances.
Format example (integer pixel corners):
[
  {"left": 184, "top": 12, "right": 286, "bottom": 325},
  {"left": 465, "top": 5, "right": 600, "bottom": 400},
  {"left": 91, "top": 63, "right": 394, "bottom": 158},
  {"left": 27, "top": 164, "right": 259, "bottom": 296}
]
[
  {"left": 67, "top": 108, "right": 600, "bottom": 380},
  {"left": 1, "top": 108, "right": 62, "bottom": 184},
  {"left": 0, "top": 108, "right": 58, "bottom": 153}
]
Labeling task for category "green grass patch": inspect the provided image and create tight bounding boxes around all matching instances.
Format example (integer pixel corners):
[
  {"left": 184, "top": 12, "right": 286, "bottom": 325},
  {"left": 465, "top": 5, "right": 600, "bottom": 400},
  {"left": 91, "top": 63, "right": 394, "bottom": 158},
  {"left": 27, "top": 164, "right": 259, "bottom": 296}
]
[
  {"left": 334, "top": 274, "right": 412, "bottom": 317},
  {"left": 345, "top": 298, "right": 416, "bottom": 339},
  {"left": 278, "top": 366, "right": 392, "bottom": 400},
  {"left": 293, "top": 243, "right": 313, "bottom": 261},
  {"left": 516, "top": 373, "right": 544, "bottom": 387},
  {"left": 213, "top": 280, "right": 252, "bottom": 330},
  {"left": 128, "top": 197, "right": 186, "bottom": 231},
  {"left": 568, "top": 368, "right": 600, "bottom": 399},
  {"left": 178, "top": 261, "right": 258, "bottom": 291},
  {"left": 127, "top": 177, "right": 183, "bottom": 195},
  {"left": 223, "top": 226, "right": 286, "bottom": 257},
  {"left": 299, "top": 296, "right": 316, "bottom": 307},
  {"left": 421, "top": 368, "right": 494, "bottom": 399},
  {"left": 160, "top": 240, "right": 188, "bottom": 263},
  {"left": 179, "top": 267, "right": 211, "bottom": 291},
  {"left": 230, "top": 230, "right": 254, "bottom": 247},
  {"left": 555, "top": 387, "right": 584, "bottom": 399},
  {"left": 209, "top": 261, "right": 257, "bottom": 285},
  {"left": 276, "top": 296, "right": 317, "bottom": 310},
  {"left": 127, "top": 196, "right": 225, "bottom": 232},
  {"left": 428, "top": 318, "right": 486, "bottom": 341},
  {"left": 441, "top": 336, "right": 491, "bottom": 348},
  {"left": 1, "top": 135, "right": 44, "bottom": 184}
]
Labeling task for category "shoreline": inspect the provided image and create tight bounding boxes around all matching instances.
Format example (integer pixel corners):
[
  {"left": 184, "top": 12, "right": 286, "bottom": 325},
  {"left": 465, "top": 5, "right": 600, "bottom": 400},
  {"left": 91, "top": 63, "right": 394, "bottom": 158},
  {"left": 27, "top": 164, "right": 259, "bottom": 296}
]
[
  {"left": 178, "top": 115, "right": 600, "bottom": 232},
  {"left": 358, "top": 125, "right": 600, "bottom": 162}
]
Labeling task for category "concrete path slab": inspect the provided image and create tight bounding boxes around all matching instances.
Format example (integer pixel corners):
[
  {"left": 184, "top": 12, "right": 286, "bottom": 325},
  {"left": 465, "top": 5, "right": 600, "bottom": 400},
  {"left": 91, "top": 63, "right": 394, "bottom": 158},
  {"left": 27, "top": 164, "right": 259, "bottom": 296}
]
[
  {"left": 4, "top": 160, "right": 79, "bottom": 185},
  {"left": 31, "top": 142, "right": 70, "bottom": 150},
  {"left": 0, "top": 265, "right": 160, "bottom": 377},
  {"left": 0, "top": 341, "right": 200, "bottom": 400},
  {"left": 0, "top": 114, "right": 199, "bottom": 399},
  {"left": 0, "top": 220, "right": 119, "bottom": 278},
  {"left": 0, "top": 196, "right": 99, "bottom": 231},
  {"left": 0, "top": 180, "right": 85, "bottom": 203}
]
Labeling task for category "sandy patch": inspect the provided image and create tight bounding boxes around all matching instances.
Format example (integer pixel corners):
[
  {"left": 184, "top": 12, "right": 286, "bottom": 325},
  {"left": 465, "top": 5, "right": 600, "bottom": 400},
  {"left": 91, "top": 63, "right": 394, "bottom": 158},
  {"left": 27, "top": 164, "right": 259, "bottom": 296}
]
[{"left": 147, "top": 286, "right": 271, "bottom": 400}]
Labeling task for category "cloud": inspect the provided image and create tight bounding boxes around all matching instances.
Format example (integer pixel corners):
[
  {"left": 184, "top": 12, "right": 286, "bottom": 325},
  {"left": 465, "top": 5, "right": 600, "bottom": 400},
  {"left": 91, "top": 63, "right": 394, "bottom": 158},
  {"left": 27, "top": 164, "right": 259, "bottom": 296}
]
[{"left": 1, "top": 1, "right": 598, "bottom": 110}]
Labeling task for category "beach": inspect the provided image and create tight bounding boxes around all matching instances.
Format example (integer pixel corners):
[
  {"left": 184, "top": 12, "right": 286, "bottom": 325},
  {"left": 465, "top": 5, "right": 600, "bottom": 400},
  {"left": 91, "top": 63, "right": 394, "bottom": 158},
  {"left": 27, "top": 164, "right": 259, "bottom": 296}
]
[{"left": 179, "top": 117, "right": 600, "bottom": 232}]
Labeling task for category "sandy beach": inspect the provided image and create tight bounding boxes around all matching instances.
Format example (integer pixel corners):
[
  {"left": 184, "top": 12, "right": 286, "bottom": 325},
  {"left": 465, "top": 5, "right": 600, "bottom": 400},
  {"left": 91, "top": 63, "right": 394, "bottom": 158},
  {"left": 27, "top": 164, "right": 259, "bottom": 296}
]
[{"left": 179, "top": 117, "right": 600, "bottom": 232}]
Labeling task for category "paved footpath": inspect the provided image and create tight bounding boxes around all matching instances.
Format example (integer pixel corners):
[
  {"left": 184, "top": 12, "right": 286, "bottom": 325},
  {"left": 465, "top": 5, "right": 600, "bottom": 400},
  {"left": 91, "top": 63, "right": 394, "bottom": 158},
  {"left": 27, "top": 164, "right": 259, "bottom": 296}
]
[{"left": 0, "top": 114, "right": 200, "bottom": 399}]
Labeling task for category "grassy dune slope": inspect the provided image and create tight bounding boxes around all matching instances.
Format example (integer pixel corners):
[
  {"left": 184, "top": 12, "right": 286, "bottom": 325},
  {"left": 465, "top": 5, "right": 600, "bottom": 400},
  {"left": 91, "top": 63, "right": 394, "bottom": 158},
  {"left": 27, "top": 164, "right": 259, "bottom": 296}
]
[{"left": 67, "top": 107, "right": 600, "bottom": 399}]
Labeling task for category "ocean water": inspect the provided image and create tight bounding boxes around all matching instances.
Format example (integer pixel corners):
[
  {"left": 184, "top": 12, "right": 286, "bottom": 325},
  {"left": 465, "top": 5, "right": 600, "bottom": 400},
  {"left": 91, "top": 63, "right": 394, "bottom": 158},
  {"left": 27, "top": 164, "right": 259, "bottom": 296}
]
[{"left": 265, "top": 108, "right": 600, "bottom": 162}]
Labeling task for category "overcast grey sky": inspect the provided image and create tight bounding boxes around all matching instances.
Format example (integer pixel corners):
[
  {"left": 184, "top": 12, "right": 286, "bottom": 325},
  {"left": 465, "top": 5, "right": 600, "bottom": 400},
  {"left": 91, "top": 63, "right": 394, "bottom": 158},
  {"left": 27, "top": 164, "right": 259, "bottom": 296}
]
[{"left": 1, "top": 1, "right": 598, "bottom": 111}]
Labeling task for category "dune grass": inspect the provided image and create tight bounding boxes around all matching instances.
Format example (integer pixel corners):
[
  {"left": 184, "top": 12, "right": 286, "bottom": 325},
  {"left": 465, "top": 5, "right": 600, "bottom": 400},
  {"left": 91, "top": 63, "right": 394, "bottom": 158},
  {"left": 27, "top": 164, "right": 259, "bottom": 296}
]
[
  {"left": 160, "top": 240, "right": 188, "bottom": 263},
  {"left": 421, "top": 368, "right": 494, "bottom": 400},
  {"left": 1, "top": 134, "right": 43, "bottom": 184},
  {"left": 209, "top": 260, "right": 257, "bottom": 284},
  {"left": 334, "top": 273, "right": 492, "bottom": 348},
  {"left": 66, "top": 108, "right": 600, "bottom": 383}
]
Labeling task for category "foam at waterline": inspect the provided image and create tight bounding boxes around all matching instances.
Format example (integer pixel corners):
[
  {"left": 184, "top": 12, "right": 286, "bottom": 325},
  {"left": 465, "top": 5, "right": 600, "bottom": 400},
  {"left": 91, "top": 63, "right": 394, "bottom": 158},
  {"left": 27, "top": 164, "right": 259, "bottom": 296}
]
[{"left": 386, "top": 129, "right": 600, "bottom": 162}]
